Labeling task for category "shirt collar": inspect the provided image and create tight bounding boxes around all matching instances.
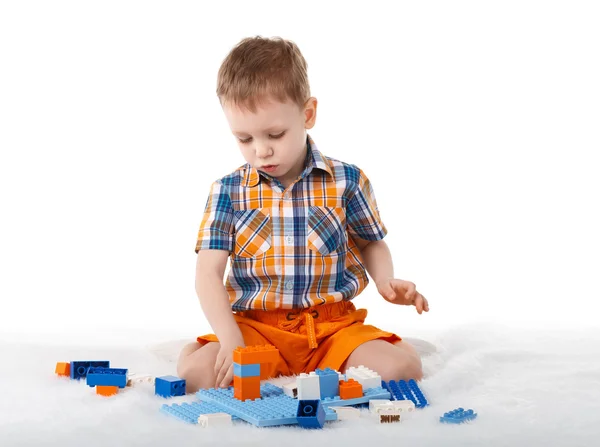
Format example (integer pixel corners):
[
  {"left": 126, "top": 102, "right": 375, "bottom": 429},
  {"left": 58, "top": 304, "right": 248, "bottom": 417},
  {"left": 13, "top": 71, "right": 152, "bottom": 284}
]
[{"left": 242, "top": 134, "right": 333, "bottom": 188}]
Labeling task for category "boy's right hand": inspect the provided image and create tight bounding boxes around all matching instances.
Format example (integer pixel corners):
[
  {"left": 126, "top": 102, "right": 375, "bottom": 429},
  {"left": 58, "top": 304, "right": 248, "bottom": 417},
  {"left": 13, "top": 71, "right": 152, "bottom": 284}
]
[{"left": 214, "top": 336, "right": 245, "bottom": 389}]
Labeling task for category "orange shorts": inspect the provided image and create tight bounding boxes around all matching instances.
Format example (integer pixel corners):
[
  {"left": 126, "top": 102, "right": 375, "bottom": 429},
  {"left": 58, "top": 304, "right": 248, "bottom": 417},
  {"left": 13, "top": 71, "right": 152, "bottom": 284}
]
[{"left": 197, "top": 300, "right": 401, "bottom": 379}]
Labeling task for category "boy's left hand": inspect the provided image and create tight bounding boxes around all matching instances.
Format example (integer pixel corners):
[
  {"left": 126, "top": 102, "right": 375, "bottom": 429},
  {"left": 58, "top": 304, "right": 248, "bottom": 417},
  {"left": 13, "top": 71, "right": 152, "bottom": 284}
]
[{"left": 376, "top": 278, "right": 429, "bottom": 314}]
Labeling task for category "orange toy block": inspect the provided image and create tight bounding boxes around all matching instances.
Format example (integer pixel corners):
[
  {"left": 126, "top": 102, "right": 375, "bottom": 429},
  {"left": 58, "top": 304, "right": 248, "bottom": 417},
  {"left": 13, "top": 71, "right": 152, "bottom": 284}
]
[
  {"left": 232, "top": 345, "right": 279, "bottom": 365},
  {"left": 233, "top": 375, "right": 261, "bottom": 401},
  {"left": 339, "top": 379, "right": 363, "bottom": 400},
  {"left": 96, "top": 385, "right": 118, "bottom": 396},
  {"left": 55, "top": 362, "right": 70, "bottom": 377}
]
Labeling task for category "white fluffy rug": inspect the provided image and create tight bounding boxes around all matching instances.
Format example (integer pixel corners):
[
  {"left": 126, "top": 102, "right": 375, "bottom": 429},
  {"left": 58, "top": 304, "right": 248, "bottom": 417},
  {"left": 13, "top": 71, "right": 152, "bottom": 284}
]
[{"left": 1, "top": 324, "right": 599, "bottom": 447}]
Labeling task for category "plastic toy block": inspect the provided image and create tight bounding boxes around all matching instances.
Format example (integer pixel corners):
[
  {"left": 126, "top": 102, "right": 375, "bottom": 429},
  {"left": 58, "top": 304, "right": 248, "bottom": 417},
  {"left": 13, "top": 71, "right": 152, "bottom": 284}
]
[
  {"left": 233, "top": 375, "right": 261, "bottom": 401},
  {"left": 161, "top": 401, "right": 240, "bottom": 424},
  {"left": 197, "top": 383, "right": 338, "bottom": 427},
  {"left": 339, "top": 379, "right": 363, "bottom": 400},
  {"left": 127, "top": 373, "right": 154, "bottom": 387},
  {"left": 384, "top": 379, "right": 428, "bottom": 408},
  {"left": 296, "top": 400, "right": 326, "bottom": 429},
  {"left": 55, "top": 362, "right": 70, "bottom": 377},
  {"left": 440, "top": 408, "right": 477, "bottom": 424},
  {"left": 345, "top": 365, "right": 381, "bottom": 391},
  {"left": 96, "top": 385, "right": 118, "bottom": 396},
  {"left": 155, "top": 375, "right": 186, "bottom": 398},
  {"left": 320, "top": 386, "right": 390, "bottom": 408},
  {"left": 370, "top": 399, "right": 415, "bottom": 415},
  {"left": 233, "top": 362, "right": 261, "bottom": 378},
  {"left": 282, "top": 381, "right": 298, "bottom": 398},
  {"left": 232, "top": 345, "right": 279, "bottom": 365},
  {"left": 198, "top": 412, "right": 232, "bottom": 427},
  {"left": 315, "top": 368, "right": 339, "bottom": 399},
  {"left": 296, "top": 372, "right": 320, "bottom": 400},
  {"left": 330, "top": 406, "right": 361, "bottom": 420},
  {"left": 86, "top": 367, "right": 128, "bottom": 388},
  {"left": 70, "top": 361, "right": 110, "bottom": 380}
]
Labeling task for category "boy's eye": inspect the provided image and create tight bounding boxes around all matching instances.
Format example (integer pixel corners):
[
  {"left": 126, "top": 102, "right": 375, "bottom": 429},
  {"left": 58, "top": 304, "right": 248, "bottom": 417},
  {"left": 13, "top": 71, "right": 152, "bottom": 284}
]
[{"left": 237, "top": 131, "right": 286, "bottom": 144}]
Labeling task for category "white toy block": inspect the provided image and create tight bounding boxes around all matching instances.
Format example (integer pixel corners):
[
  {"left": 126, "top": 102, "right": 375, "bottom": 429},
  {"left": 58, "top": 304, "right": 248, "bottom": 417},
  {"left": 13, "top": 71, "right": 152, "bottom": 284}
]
[
  {"left": 377, "top": 410, "right": 402, "bottom": 424},
  {"left": 197, "top": 413, "right": 232, "bottom": 427},
  {"left": 345, "top": 365, "right": 381, "bottom": 391},
  {"left": 331, "top": 406, "right": 361, "bottom": 420},
  {"left": 391, "top": 400, "right": 415, "bottom": 414},
  {"left": 369, "top": 399, "right": 393, "bottom": 414},
  {"left": 126, "top": 373, "right": 154, "bottom": 387},
  {"left": 283, "top": 381, "right": 298, "bottom": 398},
  {"left": 296, "top": 372, "right": 320, "bottom": 400}
]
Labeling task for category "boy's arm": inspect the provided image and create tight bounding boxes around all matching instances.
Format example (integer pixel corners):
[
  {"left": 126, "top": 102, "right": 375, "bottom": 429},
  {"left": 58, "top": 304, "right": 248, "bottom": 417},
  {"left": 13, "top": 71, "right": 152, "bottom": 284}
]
[
  {"left": 195, "top": 249, "right": 244, "bottom": 347},
  {"left": 353, "top": 237, "right": 394, "bottom": 285}
]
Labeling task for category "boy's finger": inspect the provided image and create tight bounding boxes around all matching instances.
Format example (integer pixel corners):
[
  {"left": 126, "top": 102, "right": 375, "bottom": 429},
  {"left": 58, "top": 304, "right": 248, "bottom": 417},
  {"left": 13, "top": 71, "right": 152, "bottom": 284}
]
[
  {"left": 404, "top": 282, "right": 417, "bottom": 301},
  {"left": 379, "top": 282, "right": 396, "bottom": 300},
  {"left": 221, "top": 364, "right": 233, "bottom": 388},
  {"left": 415, "top": 295, "right": 423, "bottom": 314}
]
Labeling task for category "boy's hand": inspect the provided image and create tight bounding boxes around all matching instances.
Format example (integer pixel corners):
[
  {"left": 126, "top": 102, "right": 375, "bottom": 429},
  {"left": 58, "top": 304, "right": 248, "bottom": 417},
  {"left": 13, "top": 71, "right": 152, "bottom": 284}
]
[
  {"left": 214, "top": 336, "right": 245, "bottom": 389},
  {"left": 376, "top": 278, "right": 429, "bottom": 314}
]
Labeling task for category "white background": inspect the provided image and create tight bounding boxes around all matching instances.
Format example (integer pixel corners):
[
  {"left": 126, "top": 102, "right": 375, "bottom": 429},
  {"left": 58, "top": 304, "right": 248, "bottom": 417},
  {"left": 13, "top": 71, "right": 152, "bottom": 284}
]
[{"left": 1, "top": 1, "right": 598, "bottom": 345}]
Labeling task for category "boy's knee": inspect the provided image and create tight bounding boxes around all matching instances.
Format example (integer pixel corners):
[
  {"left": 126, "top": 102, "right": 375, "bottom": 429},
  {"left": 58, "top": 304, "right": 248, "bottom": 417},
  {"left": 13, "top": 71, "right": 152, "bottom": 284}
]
[
  {"left": 379, "top": 351, "right": 423, "bottom": 382},
  {"left": 176, "top": 342, "right": 220, "bottom": 391}
]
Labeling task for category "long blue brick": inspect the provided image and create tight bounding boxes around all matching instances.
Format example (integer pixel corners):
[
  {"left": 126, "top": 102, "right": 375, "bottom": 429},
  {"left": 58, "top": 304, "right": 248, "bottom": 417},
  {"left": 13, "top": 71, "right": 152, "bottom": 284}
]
[
  {"left": 320, "top": 386, "right": 391, "bottom": 408},
  {"left": 233, "top": 363, "right": 260, "bottom": 378},
  {"left": 440, "top": 408, "right": 477, "bottom": 424},
  {"left": 197, "top": 383, "right": 337, "bottom": 427},
  {"left": 86, "top": 367, "right": 128, "bottom": 388},
  {"left": 384, "top": 379, "right": 428, "bottom": 408},
  {"left": 70, "top": 361, "right": 110, "bottom": 380}
]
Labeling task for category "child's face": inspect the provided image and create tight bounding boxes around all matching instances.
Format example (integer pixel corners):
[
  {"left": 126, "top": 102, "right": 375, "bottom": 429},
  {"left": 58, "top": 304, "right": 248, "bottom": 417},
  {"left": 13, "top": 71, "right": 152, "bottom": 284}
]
[{"left": 222, "top": 96, "right": 317, "bottom": 187}]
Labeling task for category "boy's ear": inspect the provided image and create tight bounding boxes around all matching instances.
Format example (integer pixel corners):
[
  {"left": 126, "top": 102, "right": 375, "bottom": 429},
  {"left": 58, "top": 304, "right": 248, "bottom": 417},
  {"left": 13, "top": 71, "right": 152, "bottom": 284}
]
[{"left": 304, "top": 97, "right": 318, "bottom": 129}]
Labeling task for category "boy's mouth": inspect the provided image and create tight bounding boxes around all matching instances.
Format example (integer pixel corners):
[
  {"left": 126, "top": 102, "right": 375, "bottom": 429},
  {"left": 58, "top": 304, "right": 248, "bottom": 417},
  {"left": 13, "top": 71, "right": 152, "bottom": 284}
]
[{"left": 260, "top": 165, "right": 278, "bottom": 173}]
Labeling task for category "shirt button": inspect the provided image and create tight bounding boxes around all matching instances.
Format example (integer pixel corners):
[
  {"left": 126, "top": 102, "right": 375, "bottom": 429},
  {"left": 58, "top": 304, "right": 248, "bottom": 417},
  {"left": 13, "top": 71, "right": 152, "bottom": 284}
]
[
  {"left": 285, "top": 281, "right": 294, "bottom": 290},
  {"left": 285, "top": 235, "right": 294, "bottom": 245}
]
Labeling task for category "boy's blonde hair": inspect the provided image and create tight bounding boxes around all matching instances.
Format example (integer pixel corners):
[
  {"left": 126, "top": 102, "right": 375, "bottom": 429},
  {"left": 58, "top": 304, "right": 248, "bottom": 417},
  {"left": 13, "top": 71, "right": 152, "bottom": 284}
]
[{"left": 217, "top": 36, "right": 310, "bottom": 113}]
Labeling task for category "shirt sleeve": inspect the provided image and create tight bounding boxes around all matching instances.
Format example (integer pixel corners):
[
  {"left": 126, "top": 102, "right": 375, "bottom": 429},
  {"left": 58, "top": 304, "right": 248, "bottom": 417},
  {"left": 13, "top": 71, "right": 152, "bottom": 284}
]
[
  {"left": 194, "top": 180, "right": 235, "bottom": 254},
  {"left": 346, "top": 168, "right": 388, "bottom": 241}
]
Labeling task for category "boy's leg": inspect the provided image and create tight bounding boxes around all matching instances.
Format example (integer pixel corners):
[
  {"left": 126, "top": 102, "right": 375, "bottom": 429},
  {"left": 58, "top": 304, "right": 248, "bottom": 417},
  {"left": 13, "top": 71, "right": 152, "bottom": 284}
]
[
  {"left": 339, "top": 339, "right": 423, "bottom": 382},
  {"left": 176, "top": 341, "right": 220, "bottom": 393}
]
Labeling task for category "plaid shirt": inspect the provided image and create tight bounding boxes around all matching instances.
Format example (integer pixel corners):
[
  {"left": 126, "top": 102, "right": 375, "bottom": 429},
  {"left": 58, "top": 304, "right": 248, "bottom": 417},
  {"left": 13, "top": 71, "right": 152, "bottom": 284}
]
[{"left": 195, "top": 134, "right": 387, "bottom": 310}]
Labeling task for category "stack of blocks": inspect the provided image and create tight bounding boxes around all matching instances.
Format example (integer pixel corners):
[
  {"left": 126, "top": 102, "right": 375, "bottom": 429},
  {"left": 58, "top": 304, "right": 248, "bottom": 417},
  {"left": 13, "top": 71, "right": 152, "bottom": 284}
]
[
  {"left": 232, "top": 345, "right": 279, "bottom": 401},
  {"left": 86, "top": 367, "right": 128, "bottom": 396}
]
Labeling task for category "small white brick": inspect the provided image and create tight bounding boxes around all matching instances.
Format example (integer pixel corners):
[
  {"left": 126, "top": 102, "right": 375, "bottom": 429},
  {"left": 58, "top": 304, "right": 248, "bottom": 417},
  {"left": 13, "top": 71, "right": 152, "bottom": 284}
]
[
  {"left": 346, "top": 366, "right": 381, "bottom": 391},
  {"left": 369, "top": 399, "right": 392, "bottom": 414},
  {"left": 331, "top": 406, "right": 361, "bottom": 420},
  {"left": 297, "top": 372, "right": 321, "bottom": 400},
  {"left": 391, "top": 400, "right": 415, "bottom": 414},
  {"left": 126, "top": 373, "right": 154, "bottom": 387},
  {"left": 282, "top": 381, "right": 298, "bottom": 398},
  {"left": 197, "top": 413, "right": 232, "bottom": 427}
]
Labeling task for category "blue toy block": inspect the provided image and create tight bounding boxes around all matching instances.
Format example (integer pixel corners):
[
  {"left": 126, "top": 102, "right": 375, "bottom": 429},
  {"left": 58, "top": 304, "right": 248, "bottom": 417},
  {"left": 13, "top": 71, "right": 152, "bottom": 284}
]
[
  {"left": 155, "top": 375, "right": 186, "bottom": 398},
  {"left": 383, "top": 379, "right": 428, "bottom": 408},
  {"left": 86, "top": 367, "right": 128, "bottom": 388},
  {"left": 70, "top": 361, "right": 110, "bottom": 380},
  {"left": 161, "top": 401, "right": 240, "bottom": 424},
  {"left": 233, "top": 363, "right": 260, "bottom": 378},
  {"left": 197, "top": 383, "right": 337, "bottom": 427},
  {"left": 315, "top": 368, "right": 339, "bottom": 399},
  {"left": 440, "top": 408, "right": 477, "bottom": 424},
  {"left": 320, "top": 386, "right": 391, "bottom": 408},
  {"left": 296, "top": 400, "right": 326, "bottom": 429}
]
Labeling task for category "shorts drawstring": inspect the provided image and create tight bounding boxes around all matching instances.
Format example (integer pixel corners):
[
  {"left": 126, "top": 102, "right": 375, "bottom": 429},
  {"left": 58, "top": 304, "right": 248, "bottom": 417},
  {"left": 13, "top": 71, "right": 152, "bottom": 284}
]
[{"left": 277, "top": 309, "right": 319, "bottom": 349}]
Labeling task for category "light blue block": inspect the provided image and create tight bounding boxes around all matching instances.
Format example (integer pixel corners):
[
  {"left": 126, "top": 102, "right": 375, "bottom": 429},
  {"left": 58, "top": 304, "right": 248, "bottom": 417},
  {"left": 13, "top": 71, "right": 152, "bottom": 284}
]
[
  {"left": 315, "top": 368, "right": 339, "bottom": 399},
  {"left": 161, "top": 401, "right": 240, "bottom": 424},
  {"left": 320, "top": 386, "right": 391, "bottom": 408},
  {"left": 233, "top": 362, "right": 260, "bottom": 378}
]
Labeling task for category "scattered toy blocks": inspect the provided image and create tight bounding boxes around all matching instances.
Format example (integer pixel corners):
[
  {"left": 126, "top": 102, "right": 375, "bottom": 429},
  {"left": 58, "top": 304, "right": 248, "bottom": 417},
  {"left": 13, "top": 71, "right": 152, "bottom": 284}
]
[
  {"left": 232, "top": 345, "right": 278, "bottom": 365},
  {"left": 339, "top": 379, "right": 363, "bottom": 400},
  {"left": 96, "top": 385, "right": 118, "bottom": 397},
  {"left": 315, "top": 368, "right": 339, "bottom": 399},
  {"left": 440, "top": 408, "right": 477, "bottom": 424},
  {"left": 296, "top": 400, "right": 326, "bottom": 429},
  {"left": 233, "top": 363, "right": 260, "bottom": 378},
  {"left": 345, "top": 365, "right": 381, "bottom": 391},
  {"left": 127, "top": 373, "right": 154, "bottom": 387},
  {"left": 233, "top": 375, "right": 261, "bottom": 401},
  {"left": 297, "top": 372, "right": 321, "bottom": 400},
  {"left": 383, "top": 379, "right": 428, "bottom": 408},
  {"left": 55, "top": 362, "right": 70, "bottom": 377},
  {"left": 197, "top": 383, "right": 338, "bottom": 427},
  {"left": 86, "top": 367, "right": 128, "bottom": 388},
  {"left": 155, "top": 375, "right": 186, "bottom": 398},
  {"left": 70, "top": 361, "right": 110, "bottom": 380},
  {"left": 198, "top": 413, "right": 232, "bottom": 427}
]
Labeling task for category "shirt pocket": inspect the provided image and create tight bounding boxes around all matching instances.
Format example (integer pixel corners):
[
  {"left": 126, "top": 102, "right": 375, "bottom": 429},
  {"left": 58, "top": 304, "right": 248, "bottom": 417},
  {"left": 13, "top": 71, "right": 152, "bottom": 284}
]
[
  {"left": 233, "top": 209, "right": 272, "bottom": 258},
  {"left": 307, "top": 206, "right": 346, "bottom": 256}
]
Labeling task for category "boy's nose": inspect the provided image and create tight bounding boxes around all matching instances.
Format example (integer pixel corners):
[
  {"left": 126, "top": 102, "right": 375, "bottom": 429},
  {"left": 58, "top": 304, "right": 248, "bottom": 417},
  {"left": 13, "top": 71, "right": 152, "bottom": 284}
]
[{"left": 255, "top": 143, "right": 274, "bottom": 159}]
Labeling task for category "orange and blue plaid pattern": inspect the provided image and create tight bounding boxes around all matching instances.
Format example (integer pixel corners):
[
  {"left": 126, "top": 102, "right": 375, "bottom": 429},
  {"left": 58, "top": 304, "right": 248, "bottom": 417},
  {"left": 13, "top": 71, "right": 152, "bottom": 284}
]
[{"left": 195, "top": 134, "right": 387, "bottom": 310}]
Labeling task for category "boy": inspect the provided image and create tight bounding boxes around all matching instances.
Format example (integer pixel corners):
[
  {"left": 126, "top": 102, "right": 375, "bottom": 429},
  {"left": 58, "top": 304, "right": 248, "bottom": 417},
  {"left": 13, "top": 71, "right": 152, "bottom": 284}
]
[{"left": 178, "top": 36, "right": 429, "bottom": 393}]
